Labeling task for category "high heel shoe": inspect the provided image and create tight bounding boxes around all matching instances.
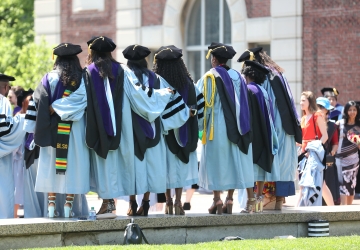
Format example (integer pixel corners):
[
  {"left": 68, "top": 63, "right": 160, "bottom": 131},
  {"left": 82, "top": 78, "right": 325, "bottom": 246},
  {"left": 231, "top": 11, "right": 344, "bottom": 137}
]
[
  {"left": 47, "top": 195, "right": 58, "bottom": 218},
  {"left": 136, "top": 200, "right": 150, "bottom": 216},
  {"left": 263, "top": 195, "right": 276, "bottom": 210},
  {"left": 222, "top": 197, "right": 234, "bottom": 214},
  {"left": 240, "top": 198, "right": 257, "bottom": 214},
  {"left": 127, "top": 200, "right": 138, "bottom": 216},
  {"left": 256, "top": 195, "right": 264, "bottom": 213},
  {"left": 208, "top": 198, "right": 223, "bottom": 215},
  {"left": 64, "top": 196, "right": 74, "bottom": 218},
  {"left": 165, "top": 199, "right": 173, "bottom": 215},
  {"left": 183, "top": 202, "right": 191, "bottom": 210},
  {"left": 174, "top": 201, "right": 185, "bottom": 215},
  {"left": 97, "top": 199, "right": 116, "bottom": 215},
  {"left": 275, "top": 196, "right": 284, "bottom": 210}
]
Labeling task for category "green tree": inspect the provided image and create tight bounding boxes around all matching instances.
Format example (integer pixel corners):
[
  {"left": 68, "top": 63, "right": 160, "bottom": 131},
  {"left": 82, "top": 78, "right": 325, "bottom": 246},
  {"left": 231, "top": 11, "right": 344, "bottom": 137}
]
[{"left": 0, "top": 0, "right": 52, "bottom": 89}]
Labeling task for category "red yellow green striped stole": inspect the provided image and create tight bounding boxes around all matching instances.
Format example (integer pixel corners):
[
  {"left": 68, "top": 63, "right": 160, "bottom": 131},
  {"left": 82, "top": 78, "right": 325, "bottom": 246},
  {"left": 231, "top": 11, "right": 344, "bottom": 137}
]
[{"left": 55, "top": 94, "right": 73, "bottom": 174}]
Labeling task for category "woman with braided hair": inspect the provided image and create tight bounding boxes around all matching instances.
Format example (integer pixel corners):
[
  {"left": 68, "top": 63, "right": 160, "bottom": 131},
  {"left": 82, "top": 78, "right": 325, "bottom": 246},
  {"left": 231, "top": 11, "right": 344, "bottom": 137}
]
[{"left": 153, "top": 45, "right": 204, "bottom": 215}]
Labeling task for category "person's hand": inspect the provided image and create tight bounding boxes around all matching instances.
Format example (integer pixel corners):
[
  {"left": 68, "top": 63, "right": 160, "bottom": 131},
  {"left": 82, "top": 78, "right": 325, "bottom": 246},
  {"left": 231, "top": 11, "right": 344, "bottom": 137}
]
[
  {"left": 167, "top": 88, "right": 174, "bottom": 94},
  {"left": 190, "top": 109, "right": 195, "bottom": 117},
  {"left": 305, "top": 152, "right": 309, "bottom": 158},
  {"left": 49, "top": 105, "right": 55, "bottom": 115}
]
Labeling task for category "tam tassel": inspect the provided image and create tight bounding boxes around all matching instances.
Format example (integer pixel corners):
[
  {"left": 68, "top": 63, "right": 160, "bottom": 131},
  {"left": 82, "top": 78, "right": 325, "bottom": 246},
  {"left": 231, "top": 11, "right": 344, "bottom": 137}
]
[{"left": 206, "top": 49, "right": 212, "bottom": 59}]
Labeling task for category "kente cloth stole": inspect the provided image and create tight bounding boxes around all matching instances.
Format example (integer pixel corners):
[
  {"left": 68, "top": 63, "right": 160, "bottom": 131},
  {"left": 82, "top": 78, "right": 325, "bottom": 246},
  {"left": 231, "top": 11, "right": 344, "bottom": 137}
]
[{"left": 55, "top": 88, "right": 74, "bottom": 174}]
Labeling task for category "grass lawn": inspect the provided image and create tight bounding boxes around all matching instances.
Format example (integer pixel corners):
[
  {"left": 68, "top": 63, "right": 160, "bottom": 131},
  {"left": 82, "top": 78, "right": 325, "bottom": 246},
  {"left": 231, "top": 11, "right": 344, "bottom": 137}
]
[{"left": 34, "top": 236, "right": 360, "bottom": 249}]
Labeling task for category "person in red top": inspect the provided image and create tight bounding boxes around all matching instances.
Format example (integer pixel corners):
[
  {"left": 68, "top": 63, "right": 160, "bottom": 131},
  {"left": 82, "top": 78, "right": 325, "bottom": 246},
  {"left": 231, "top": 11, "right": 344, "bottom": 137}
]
[
  {"left": 298, "top": 91, "right": 328, "bottom": 206},
  {"left": 300, "top": 91, "right": 328, "bottom": 152}
]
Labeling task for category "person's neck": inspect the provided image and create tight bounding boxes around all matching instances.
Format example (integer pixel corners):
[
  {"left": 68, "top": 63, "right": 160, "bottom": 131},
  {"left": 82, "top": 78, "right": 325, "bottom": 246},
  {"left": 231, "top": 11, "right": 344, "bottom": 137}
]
[
  {"left": 304, "top": 110, "right": 312, "bottom": 116},
  {"left": 348, "top": 118, "right": 355, "bottom": 125}
]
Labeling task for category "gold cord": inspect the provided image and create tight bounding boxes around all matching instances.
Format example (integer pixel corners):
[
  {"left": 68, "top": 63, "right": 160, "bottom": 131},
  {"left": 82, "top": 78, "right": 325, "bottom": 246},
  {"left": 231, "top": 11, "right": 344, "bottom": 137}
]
[
  {"left": 206, "top": 46, "right": 227, "bottom": 59},
  {"left": 52, "top": 43, "right": 68, "bottom": 60},
  {"left": 245, "top": 49, "right": 255, "bottom": 61},
  {"left": 202, "top": 72, "right": 216, "bottom": 144},
  {"left": 153, "top": 48, "right": 173, "bottom": 64}
]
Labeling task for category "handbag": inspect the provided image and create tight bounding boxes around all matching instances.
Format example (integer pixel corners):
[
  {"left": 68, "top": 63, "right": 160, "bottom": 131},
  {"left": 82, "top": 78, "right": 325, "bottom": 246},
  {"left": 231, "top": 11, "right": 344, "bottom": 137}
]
[
  {"left": 123, "top": 218, "right": 149, "bottom": 245},
  {"left": 313, "top": 115, "right": 334, "bottom": 167}
]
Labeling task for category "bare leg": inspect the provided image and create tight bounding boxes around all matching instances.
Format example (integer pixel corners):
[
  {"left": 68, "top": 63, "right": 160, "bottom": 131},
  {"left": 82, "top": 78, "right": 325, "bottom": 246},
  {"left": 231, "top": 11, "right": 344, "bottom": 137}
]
[
  {"left": 165, "top": 189, "right": 173, "bottom": 215},
  {"left": 340, "top": 195, "right": 347, "bottom": 205},
  {"left": 143, "top": 191, "right": 150, "bottom": 201},
  {"left": 347, "top": 195, "right": 354, "bottom": 205},
  {"left": 129, "top": 195, "right": 136, "bottom": 201},
  {"left": 227, "top": 189, "right": 234, "bottom": 199},
  {"left": 175, "top": 188, "right": 183, "bottom": 203},
  {"left": 185, "top": 188, "right": 195, "bottom": 203},
  {"left": 165, "top": 189, "right": 172, "bottom": 202},
  {"left": 256, "top": 182, "right": 264, "bottom": 197},
  {"left": 14, "top": 204, "right": 19, "bottom": 218},
  {"left": 322, "top": 181, "right": 334, "bottom": 206}
]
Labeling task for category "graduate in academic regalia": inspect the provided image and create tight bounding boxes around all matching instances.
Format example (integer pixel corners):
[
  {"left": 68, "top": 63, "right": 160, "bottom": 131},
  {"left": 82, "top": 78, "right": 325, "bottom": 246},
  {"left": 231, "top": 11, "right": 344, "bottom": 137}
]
[
  {"left": 241, "top": 60, "right": 279, "bottom": 213},
  {"left": 23, "top": 43, "right": 90, "bottom": 218},
  {"left": 238, "top": 48, "right": 302, "bottom": 210},
  {"left": 152, "top": 45, "right": 204, "bottom": 215},
  {"left": 197, "top": 42, "right": 254, "bottom": 215},
  {"left": 121, "top": 44, "right": 189, "bottom": 216},
  {"left": 0, "top": 73, "right": 27, "bottom": 219},
  {"left": 85, "top": 38, "right": 175, "bottom": 215},
  {"left": 321, "top": 87, "right": 343, "bottom": 121}
]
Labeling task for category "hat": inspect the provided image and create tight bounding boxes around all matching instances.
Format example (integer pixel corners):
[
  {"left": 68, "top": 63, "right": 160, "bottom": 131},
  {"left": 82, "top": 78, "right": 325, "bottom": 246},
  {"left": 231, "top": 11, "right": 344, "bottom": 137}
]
[
  {"left": 17, "top": 88, "right": 34, "bottom": 107},
  {"left": 52, "top": 43, "right": 82, "bottom": 59},
  {"left": 0, "top": 73, "right": 15, "bottom": 82},
  {"left": 122, "top": 44, "right": 151, "bottom": 60},
  {"left": 321, "top": 87, "right": 339, "bottom": 97},
  {"left": 153, "top": 45, "right": 182, "bottom": 63},
  {"left": 87, "top": 36, "right": 116, "bottom": 52},
  {"left": 316, "top": 97, "right": 334, "bottom": 110},
  {"left": 237, "top": 47, "right": 263, "bottom": 62},
  {"left": 206, "top": 42, "right": 236, "bottom": 60},
  {"left": 243, "top": 60, "right": 270, "bottom": 74}
]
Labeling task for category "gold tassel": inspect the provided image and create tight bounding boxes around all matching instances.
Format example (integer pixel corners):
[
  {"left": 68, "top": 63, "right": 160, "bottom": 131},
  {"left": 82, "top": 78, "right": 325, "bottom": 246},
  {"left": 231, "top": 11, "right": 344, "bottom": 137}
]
[
  {"left": 202, "top": 130, "right": 207, "bottom": 144},
  {"left": 206, "top": 49, "right": 212, "bottom": 59},
  {"left": 153, "top": 54, "right": 157, "bottom": 64},
  {"left": 245, "top": 49, "right": 255, "bottom": 61},
  {"left": 52, "top": 52, "right": 54, "bottom": 60},
  {"left": 209, "top": 125, "right": 214, "bottom": 140},
  {"left": 202, "top": 73, "right": 216, "bottom": 145}
]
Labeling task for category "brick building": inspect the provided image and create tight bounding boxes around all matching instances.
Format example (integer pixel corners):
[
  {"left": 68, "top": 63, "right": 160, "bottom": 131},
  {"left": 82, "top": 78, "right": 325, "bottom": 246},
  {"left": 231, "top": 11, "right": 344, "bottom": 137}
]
[{"left": 35, "top": 0, "right": 360, "bottom": 105}]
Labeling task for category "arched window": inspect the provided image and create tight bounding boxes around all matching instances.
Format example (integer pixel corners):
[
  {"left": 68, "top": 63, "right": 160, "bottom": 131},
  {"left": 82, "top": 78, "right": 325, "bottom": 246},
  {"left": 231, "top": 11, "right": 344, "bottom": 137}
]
[{"left": 186, "top": 0, "right": 231, "bottom": 81}]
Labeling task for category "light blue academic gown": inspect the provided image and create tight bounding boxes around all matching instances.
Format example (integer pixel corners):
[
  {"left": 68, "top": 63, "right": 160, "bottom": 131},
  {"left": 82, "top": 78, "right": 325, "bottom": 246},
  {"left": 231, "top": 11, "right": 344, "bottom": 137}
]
[
  {"left": 0, "top": 94, "right": 26, "bottom": 219},
  {"left": 197, "top": 68, "right": 254, "bottom": 190},
  {"left": 23, "top": 159, "right": 89, "bottom": 218},
  {"left": 252, "top": 84, "right": 280, "bottom": 182},
  {"left": 90, "top": 66, "right": 174, "bottom": 198},
  {"left": 263, "top": 74, "right": 297, "bottom": 191},
  {"left": 165, "top": 85, "right": 204, "bottom": 189},
  {"left": 128, "top": 73, "right": 190, "bottom": 194},
  {"left": 24, "top": 72, "right": 90, "bottom": 195}
]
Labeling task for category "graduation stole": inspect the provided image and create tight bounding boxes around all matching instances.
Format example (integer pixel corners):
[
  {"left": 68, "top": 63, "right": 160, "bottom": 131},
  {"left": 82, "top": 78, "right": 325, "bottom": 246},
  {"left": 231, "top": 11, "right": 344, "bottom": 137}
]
[
  {"left": 55, "top": 89, "right": 74, "bottom": 174},
  {"left": 42, "top": 75, "right": 79, "bottom": 175}
]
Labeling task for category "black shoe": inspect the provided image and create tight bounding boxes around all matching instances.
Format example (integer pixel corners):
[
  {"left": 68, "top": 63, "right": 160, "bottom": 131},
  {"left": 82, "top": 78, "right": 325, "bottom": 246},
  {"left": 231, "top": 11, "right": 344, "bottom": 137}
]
[
  {"left": 183, "top": 202, "right": 191, "bottom": 210},
  {"left": 136, "top": 200, "right": 150, "bottom": 216}
]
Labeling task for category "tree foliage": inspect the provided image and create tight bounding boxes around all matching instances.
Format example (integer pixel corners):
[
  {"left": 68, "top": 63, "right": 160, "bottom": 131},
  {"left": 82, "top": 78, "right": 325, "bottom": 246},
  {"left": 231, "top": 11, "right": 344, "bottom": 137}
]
[{"left": 0, "top": 0, "right": 52, "bottom": 89}]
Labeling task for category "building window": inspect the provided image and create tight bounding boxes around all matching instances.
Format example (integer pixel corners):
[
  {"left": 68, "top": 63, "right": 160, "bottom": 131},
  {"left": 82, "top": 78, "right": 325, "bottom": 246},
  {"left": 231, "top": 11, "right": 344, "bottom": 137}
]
[
  {"left": 72, "top": 0, "right": 104, "bottom": 13},
  {"left": 186, "top": 0, "right": 231, "bottom": 81}
]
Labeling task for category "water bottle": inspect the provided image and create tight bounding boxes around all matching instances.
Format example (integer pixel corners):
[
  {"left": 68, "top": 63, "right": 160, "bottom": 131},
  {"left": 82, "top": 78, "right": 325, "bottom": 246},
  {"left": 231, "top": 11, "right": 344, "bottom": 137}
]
[{"left": 88, "top": 207, "right": 96, "bottom": 221}]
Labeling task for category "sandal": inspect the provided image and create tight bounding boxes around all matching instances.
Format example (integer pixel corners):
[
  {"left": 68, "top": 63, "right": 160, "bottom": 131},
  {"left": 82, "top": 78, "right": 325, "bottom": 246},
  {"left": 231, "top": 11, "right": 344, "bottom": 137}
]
[
  {"left": 222, "top": 197, "right": 234, "bottom": 214},
  {"left": 64, "top": 195, "right": 74, "bottom": 218},
  {"left": 174, "top": 201, "right": 185, "bottom": 215},
  {"left": 240, "top": 198, "right": 257, "bottom": 214},
  {"left": 208, "top": 197, "right": 223, "bottom": 215},
  {"left": 136, "top": 200, "right": 150, "bottom": 216},
  {"left": 165, "top": 199, "right": 173, "bottom": 215},
  {"left": 97, "top": 199, "right": 116, "bottom": 215},
  {"left": 47, "top": 195, "right": 59, "bottom": 218},
  {"left": 127, "top": 200, "right": 138, "bottom": 216}
]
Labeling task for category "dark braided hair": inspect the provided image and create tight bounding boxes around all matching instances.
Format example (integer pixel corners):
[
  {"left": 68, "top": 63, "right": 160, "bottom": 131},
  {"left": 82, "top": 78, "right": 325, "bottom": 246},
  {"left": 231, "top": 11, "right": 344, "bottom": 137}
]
[
  {"left": 255, "top": 50, "right": 284, "bottom": 73},
  {"left": 85, "top": 50, "right": 118, "bottom": 81},
  {"left": 53, "top": 55, "right": 82, "bottom": 87},
  {"left": 241, "top": 65, "right": 267, "bottom": 85},
  {"left": 127, "top": 59, "right": 149, "bottom": 85},
  {"left": 152, "top": 58, "right": 194, "bottom": 90}
]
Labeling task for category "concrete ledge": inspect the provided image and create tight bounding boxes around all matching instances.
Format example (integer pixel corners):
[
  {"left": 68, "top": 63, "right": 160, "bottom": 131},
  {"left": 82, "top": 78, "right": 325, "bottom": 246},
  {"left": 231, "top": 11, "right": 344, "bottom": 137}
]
[{"left": 1, "top": 206, "right": 360, "bottom": 248}]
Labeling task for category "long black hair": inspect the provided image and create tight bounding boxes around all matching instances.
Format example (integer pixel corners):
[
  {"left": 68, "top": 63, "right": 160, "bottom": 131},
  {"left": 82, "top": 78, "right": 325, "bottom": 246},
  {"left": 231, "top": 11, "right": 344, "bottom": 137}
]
[
  {"left": 241, "top": 65, "right": 267, "bottom": 85},
  {"left": 342, "top": 101, "right": 360, "bottom": 125},
  {"left": 53, "top": 55, "right": 82, "bottom": 86},
  {"left": 127, "top": 59, "right": 149, "bottom": 85},
  {"left": 85, "top": 50, "right": 118, "bottom": 81},
  {"left": 255, "top": 50, "right": 284, "bottom": 73},
  {"left": 153, "top": 58, "right": 194, "bottom": 90}
]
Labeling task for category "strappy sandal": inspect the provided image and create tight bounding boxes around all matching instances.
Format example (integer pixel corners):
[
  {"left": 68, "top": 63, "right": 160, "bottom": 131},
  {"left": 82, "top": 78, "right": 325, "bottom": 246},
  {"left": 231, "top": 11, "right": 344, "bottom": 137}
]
[
  {"left": 165, "top": 199, "right": 173, "bottom": 215},
  {"left": 208, "top": 197, "right": 223, "bottom": 215},
  {"left": 97, "top": 199, "right": 115, "bottom": 215},
  {"left": 64, "top": 195, "right": 74, "bottom": 218},
  {"left": 222, "top": 197, "right": 234, "bottom": 214},
  {"left": 240, "top": 198, "right": 257, "bottom": 214},
  {"left": 174, "top": 201, "right": 185, "bottom": 215},
  {"left": 47, "top": 195, "right": 58, "bottom": 218},
  {"left": 127, "top": 200, "right": 138, "bottom": 216},
  {"left": 136, "top": 200, "right": 150, "bottom": 216}
]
